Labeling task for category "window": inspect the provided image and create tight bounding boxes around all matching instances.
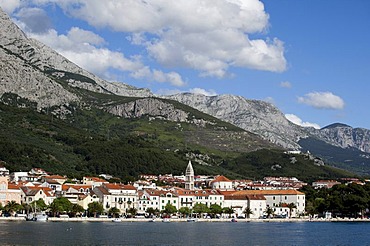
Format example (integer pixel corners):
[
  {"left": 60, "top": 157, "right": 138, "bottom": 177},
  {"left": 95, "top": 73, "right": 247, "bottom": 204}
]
[
  {"left": 285, "top": 196, "right": 287, "bottom": 200},
  {"left": 273, "top": 196, "right": 275, "bottom": 200}
]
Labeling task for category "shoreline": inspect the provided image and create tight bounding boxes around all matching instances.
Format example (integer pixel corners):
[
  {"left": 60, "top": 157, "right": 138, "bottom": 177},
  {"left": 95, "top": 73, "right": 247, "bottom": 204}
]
[{"left": 1, "top": 217, "right": 369, "bottom": 223}]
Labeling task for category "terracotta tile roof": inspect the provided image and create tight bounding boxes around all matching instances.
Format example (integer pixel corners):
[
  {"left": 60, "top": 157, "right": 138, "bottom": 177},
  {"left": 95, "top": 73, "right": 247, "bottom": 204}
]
[
  {"left": 210, "top": 175, "right": 232, "bottom": 184},
  {"left": 104, "top": 183, "right": 137, "bottom": 190},
  {"left": 234, "top": 190, "right": 305, "bottom": 196},
  {"left": 85, "top": 177, "right": 107, "bottom": 183},
  {"left": 45, "top": 175, "right": 66, "bottom": 180}
]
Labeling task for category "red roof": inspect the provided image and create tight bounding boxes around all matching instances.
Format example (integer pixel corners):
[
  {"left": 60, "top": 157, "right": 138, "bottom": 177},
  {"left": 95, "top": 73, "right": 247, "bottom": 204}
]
[{"left": 210, "top": 175, "right": 232, "bottom": 184}]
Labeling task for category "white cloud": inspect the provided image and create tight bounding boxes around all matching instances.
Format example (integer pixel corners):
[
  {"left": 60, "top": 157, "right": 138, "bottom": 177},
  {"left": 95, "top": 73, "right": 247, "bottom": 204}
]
[
  {"left": 156, "top": 87, "right": 217, "bottom": 96},
  {"left": 280, "top": 81, "right": 291, "bottom": 88},
  {"left": 285, "top": 114, "right": 321, "bottom": 129},
  {"left": 27, "top": 27, "right": 185, "bottom": 86},
  {"left": 15, "top": 7, "right": 52, "bottom": 34},
  {"left": 189, "top": 88, "right": 217, "bottom": 96},
  {"left": 264, "top": 97, "right": 275, "bottom": 105},
  {"left": 0, "top": 0, "right": 22, "bottom": 14},
  {"left": 298, "top": 92, "right": 345, "bottom": 110},
  {"left": 27, "top": 0, "right": 287, "bottom": 78}
]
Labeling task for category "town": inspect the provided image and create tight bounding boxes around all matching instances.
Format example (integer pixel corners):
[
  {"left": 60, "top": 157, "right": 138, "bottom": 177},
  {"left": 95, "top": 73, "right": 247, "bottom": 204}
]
[{"left": 0, "top": 161, "right": 367, "bottom": 221}]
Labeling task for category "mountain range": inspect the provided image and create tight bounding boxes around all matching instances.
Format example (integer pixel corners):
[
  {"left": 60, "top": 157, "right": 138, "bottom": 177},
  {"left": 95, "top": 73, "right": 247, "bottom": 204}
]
[{"left": 1, "top": 7, "right": 370, "bottom": 177}]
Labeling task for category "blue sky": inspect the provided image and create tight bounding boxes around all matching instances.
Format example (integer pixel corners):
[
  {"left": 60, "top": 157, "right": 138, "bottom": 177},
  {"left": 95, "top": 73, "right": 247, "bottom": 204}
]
[{"left": 1, "top": 0, "right": 370, "bottom": 129}]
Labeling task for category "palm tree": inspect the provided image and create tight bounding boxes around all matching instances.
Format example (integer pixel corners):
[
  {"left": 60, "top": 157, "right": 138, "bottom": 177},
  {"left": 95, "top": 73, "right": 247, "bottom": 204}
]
[
  {"left": 222, "top": 207, "right": 235, "bottom": 218},
  {"left": 4, "top": 201, "right": 22, "bottom": 216},
  {"left": 287, "top": 203, "right": 297, "bottom": 218},
  {"left": 265, "top": 207, "right": 274, "bottom": 218},
  {"left": 243, "top": 207, "right": 253, "bottom": 219}
]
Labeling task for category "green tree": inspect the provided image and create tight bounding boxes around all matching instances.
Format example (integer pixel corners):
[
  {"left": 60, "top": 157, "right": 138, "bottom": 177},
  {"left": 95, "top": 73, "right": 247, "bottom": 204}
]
[
  {"left": 70, "top": 204, "right": 85, "bottom": 217},
  {"left": 109, "top": 207, "right": 121, "bottom": 218},
  {"left": 209, "top": 204, "right": 223, "bottom": 217},
  {"left": 146, "top": 207, "right": 157, "bottom": 217},
  {"left": 193, "top": 203, "right": 210, "bottom": 217},
  {"left": 88, "top": 202, "right": 104, "bottom": 217},
  {"left": 243, "top": 207, "right": 253, "bottom": 219},
  {"left": 127, "top": 207, "right": 138, "bottom": 216},
  {"left": 30, "top": 199, "right": 47, "bottom": 212},
  {"left": 178, "top": 207, "right": 191, "bottom": 218},
  {"left": 49, "top": 197, "right": 73, "bottom": 217},
  {"left": 162, "top": 203, "right": 177, "bottom": 215}
]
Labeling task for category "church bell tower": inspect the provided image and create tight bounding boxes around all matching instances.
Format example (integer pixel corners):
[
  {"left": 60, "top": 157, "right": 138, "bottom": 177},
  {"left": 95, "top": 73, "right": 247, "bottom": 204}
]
[{"left": 185, "top": 160, "right": 194, "bottom": 190}]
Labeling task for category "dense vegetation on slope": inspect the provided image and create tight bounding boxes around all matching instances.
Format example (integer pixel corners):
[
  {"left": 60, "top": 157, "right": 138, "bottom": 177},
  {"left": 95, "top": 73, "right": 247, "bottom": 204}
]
[
  {"left": 220, "top": 149, "right": 354, "bottom": 182},
  {"left": 299, "top": 137, "right": 370, "bottom": 176},
  {"left": 0, "top": 93, "right": 356, "bottom": 182}
]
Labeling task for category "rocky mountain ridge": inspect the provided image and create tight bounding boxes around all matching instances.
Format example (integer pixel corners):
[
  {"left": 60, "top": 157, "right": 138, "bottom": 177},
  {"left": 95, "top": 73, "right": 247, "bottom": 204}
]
[{"left": 1, "top": 7, "right": 370, "bottom": 171}]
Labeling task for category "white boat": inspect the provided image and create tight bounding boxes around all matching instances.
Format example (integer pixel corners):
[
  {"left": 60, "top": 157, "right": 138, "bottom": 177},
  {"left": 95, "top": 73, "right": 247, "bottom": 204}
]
[
  {"left": 186, "top": 218, "right": 198, "bottom": 222},
  {"left": 112, "top": 218, "right": 122, "bottom": 222},
  {"left": 162, "top": 218, "right": 171, "bottom": 223},
  {"left": 35, "top": 213, "right": 48, "bottom": 222}
]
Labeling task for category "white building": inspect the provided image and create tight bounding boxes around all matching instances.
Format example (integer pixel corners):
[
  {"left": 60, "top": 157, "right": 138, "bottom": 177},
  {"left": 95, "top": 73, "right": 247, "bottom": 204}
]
[
  {"left": 210, "top": 175, "right": 233, "bottom": 191},
  {"left": 233, "top": 190, "right": 305, "bottom": 217},
  {"left": 93, "top": 183, "right": 137, "bottom": 214}
]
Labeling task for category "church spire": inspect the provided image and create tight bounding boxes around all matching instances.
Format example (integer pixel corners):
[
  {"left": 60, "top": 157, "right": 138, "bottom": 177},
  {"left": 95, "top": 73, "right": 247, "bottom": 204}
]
[{"left": 185, "top": 160, "right": 194, "bottom": 190}]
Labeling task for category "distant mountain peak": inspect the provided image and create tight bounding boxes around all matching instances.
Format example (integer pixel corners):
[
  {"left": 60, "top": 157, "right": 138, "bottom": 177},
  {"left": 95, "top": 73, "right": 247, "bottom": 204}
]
[{"left": 322, "top": 123, "right": 351, "bottom": 130}]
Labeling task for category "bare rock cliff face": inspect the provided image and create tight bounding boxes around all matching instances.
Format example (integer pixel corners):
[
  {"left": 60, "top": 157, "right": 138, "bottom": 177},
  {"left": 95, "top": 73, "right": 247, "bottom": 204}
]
[
  {"left": 165, "top": 93, "right": 306, "bottom": 149},
  {"left": 106, "top": 98, "right": 189, "bottom": 122},
  {"left": 308, "top": 124, "right": 370, "bottom": 153},
  {"left": 0, "top": 8, "right": 151, "bottom": 107}
]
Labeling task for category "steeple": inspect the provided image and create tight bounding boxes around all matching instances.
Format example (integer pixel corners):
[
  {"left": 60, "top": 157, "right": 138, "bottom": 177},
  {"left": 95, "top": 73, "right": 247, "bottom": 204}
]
[{"left": 185, "top": 160, "right": 194, "bottom": 190}]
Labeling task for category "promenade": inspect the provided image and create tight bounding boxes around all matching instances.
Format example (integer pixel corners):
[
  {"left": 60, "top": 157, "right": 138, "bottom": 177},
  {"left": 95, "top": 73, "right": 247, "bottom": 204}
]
[{"left": 1, "top": 217, "right": 369, "bottom": 223}]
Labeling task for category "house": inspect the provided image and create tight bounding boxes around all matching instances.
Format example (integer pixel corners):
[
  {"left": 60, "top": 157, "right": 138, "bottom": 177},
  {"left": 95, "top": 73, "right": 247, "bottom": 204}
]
[
  {"left": 77, "top": 192, "right": 100, "bottom": 210},
  {"left": 0, "top": 164, "right": 9, "bottom": 176},
  {"left": 83, "top": 176, "right": 109, "bottom": 188},
  {"left": 312, "top": 180, "right": 341, "bottom": 189},
  {"left": 173, "top": 188, "right": 223, "bottom": 209},
  {"left": 42, "top": 175, "right": 67, "bottom": 185},
  {"left": 0, "top": 176, "right": 22, "bottom": 206},
  {"left": 143, "top": 188, "right": 179, "bottom": 211},
  {"left": 28, "top": 168, "right": 48, "bottom": 176},
  {"left": 210, "top": 175, "right": 233, "bottom": 191},
  {"left": 59, "top": 184, "right": 93, "bottom": 204},
  {"left": 20, "top": 186, "right": 55, "bottom": 205},
  {"left": 93, "top": 183, "right": 137, "bottom": 214}
]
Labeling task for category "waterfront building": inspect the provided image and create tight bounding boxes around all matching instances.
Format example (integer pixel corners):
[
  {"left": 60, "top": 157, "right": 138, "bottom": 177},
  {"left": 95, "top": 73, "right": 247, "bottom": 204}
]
[
  {"left": 221, "top": 191, "right": 266, "bottom": 218},
  {"left": 233, "top": 190, "right": 305, "bottom": 217},
  {"left": 20, "top": 186, "right": 55, "bottom": 205},
  {"left": 0, "top": 176, "right": 22, "bottom": 206},
  {"left": 93, "top": 183, "right": 137, "bottom": 214}
]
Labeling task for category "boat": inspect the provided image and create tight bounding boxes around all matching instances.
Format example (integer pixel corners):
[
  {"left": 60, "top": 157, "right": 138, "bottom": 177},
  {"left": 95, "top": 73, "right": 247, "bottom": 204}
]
[
  {"left": 112, "top": 218, "right": 122, "bottom": 222},
  {"left": 162, "top": 218, "right": 171, "bottom": 223},
  {"left": 26, "top": 212, "right": 48, "bottom": 221},
  {"left": 186, "top": 218, "right": 198, "bottom": 222},
  {"left": 231, "top": 218, "right": 237, "bottom": 222},
  {"left": 35, "top": 213, "right": 48, "bottom": 222}
]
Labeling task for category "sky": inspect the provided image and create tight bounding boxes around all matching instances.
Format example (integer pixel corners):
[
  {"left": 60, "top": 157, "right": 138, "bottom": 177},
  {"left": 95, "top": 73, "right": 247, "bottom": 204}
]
[{"left": 1, "top": 0, "right": 370, "bottom": 130}]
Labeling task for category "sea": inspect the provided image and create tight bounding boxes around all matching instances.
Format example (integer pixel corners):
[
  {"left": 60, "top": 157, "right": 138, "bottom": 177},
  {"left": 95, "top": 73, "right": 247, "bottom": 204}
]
[{"left": 0, "top": 221, "right": 369, "bottom": 245}]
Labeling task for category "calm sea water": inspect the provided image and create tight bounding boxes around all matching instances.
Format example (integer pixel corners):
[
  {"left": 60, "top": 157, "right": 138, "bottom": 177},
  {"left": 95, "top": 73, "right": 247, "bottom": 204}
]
[{"left": 0, "top": 221, "right": 369, "bottom": 245}]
